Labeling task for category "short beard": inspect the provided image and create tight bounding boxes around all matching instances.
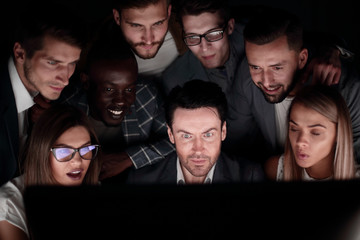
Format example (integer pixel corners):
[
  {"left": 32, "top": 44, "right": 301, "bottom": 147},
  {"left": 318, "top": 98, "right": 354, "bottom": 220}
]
[
  {"left": 131, "top": 39, "right": 165, "bottom": 59},
  {"left": 23, "top": 59, "right": 38, "bottom": 94},
  {"left": 262, "top": 76, "right": 299, "bottom": 104}
]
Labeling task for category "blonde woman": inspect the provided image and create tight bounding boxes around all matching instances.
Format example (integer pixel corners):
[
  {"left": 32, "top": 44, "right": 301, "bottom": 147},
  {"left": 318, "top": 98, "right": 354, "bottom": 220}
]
[
  {"left": 265, "top": 84, "right": 359, "bottom": 181},
  {"left": 0, "top": 105, "right": 101, "bottom": 239}
]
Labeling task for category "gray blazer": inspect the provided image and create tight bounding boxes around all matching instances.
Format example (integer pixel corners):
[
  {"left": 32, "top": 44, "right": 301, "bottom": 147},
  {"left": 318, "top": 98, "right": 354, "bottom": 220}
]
[
  {"left": 126, "top": 152, "right": 265, "bottom": 184},
  {"left": 233, "top": 57, "right": 360, "bottom": 162}
]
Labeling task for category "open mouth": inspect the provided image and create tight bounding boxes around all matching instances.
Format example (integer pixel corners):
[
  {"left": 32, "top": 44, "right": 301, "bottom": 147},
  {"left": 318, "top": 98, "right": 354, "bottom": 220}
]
[
  {"left": 108, "top": 109, "right": 123, "bottom": 116},
  {"left": 66, "top": 170, "right": 82, "bottom": 180},
  {"left": 202, "top": 54, "right": 215, "bottom": 60},
  {"left": 263, "top": 85, "right": 281, "bottom": 94}
]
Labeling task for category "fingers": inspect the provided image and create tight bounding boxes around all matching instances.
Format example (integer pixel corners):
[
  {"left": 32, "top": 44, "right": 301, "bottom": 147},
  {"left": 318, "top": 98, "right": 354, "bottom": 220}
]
[{"left": 311, "top": 63, "right": 341, "bottom": 86}]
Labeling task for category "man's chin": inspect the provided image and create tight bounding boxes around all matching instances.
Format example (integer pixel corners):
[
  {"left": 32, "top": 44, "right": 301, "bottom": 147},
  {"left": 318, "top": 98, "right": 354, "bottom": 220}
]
[
  {"left": 134, "top": 50, "right": 158, "bottom": 59},
  {"left": 133, "top": 43, "right": 162, "bottom": 59}
]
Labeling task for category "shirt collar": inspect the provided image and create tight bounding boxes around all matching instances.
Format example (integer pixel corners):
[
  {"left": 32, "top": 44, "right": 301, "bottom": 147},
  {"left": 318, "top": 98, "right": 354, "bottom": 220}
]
[
  {"left": 176, "top": 157, "right": 216, "bottom": 185},
  {"left": 8, "top": 57, "right": 37, "bottom": 113}
]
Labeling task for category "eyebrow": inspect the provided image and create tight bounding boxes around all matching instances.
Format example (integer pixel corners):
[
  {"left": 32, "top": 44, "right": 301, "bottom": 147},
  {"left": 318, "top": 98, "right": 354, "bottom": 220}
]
[
  {"left": 43, "top": 56, "right": 79, "bottom": 65},
  {"left": 184, "top": 26, "right": 223, "bottom": 36},
  {"left": 53, "top": 141, "right": 92, "bottom": 148},
  {"left": 289, "top": 120, "right": 327, "bottom": 129},
  {"left": 176, "top": 128, "right": 217, "bottom": 134},
  {"left": 125, "top": 16, "right": 167, "bottom": 27}
]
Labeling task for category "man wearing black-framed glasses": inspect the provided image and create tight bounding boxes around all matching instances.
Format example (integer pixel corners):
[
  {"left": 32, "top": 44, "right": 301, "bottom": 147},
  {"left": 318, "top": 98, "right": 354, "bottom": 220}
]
[{"left": 161, "top": 0, "right": 262, "bottom": 160}]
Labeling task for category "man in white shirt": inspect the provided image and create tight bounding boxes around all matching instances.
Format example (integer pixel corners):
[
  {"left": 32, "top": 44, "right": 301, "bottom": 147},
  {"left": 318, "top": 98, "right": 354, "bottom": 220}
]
[
  {"left": 126, "top": 80, "right": 264, "bottom": 184},
  {"left": 0, "top": 3, "right": 86, "bottom": 186},
  {"left": 111, "top": 0, "right": 186, "bottom": 84}
]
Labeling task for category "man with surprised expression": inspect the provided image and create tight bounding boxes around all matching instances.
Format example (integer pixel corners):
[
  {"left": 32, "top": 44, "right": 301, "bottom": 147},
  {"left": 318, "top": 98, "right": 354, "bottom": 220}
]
[
  {"left": 127, "top": 80, "right": 264, "bottom": 185},
  {"left": 168, "top": 106, "right": 225, "bottom": 183}
]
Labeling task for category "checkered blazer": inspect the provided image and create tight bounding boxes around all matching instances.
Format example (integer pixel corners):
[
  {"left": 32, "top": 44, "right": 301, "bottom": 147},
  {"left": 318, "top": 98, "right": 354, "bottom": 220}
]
[{"left": 58, "top": 78, "right": 175, "bottom": 168}]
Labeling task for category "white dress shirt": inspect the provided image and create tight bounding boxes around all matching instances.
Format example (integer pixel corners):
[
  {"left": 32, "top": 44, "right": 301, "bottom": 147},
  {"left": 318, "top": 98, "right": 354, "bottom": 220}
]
[
  {"left": 8, "top": 58, "right": 37, "bottom": 151},
  {"left": 176, "top": 157, "right": 216, "bottom": 184}
]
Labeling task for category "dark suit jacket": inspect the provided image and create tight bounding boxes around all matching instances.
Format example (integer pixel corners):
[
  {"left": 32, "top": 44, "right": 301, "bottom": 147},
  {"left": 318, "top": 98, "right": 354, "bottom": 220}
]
[
  {"left": 232, "top": 57, "right": 360, "bottom": 163},
  {"left": 0, "top": 59, "right": 20, "bottom": 186},
  {"left": 126, "top": 152, "right": 265, "bottom": 184}
]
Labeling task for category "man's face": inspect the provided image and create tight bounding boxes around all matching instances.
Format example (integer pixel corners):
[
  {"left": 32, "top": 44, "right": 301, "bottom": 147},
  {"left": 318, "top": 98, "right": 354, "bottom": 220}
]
[
  {"left": 245, "top": 35, "right": 308, "bottom": 103},
  {"left": 113, "top": 0, "right": 171, "bottom": 59},
  {"left": 16, "top": 36, "right": 81, "bottom": 100},
  {"left": 167, "top": 107, "right": 226, "bottom": 182},
  {"left": 182, "top": 11, "right": 234, "bottom": 69},
  {"left": 87, "top": 58, "right": 137, "bottom": 126}
]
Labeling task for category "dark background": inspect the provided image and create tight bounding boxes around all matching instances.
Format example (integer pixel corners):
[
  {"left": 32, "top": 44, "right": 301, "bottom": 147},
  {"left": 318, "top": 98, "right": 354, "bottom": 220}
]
[{"left": 0, "top": 0, "right": 359, "bottom": 67}]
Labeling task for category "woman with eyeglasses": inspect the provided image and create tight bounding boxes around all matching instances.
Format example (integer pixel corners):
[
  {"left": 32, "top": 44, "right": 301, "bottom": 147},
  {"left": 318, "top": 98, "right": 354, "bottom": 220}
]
[{"left": 0, "top": 104, "right": 101, "bottom": 239}]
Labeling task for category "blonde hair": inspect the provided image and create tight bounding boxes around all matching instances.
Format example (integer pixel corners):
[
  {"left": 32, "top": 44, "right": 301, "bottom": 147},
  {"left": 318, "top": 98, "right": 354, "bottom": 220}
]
[
  {"left": 283, "top": 85, "right": 355, "bottom": 181},
  {"left": 23, "top": 105, "right": 101, "bottom": 186}
]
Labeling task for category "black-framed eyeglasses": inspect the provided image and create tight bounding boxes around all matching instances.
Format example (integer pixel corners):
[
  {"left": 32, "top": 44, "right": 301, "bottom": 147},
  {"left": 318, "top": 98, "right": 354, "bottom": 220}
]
[
  {"left": 183, "top": 23, "right": 228, "bottom": 46},
  {"left": 50, "top": 145, "right": 100, "bottom": 162}
]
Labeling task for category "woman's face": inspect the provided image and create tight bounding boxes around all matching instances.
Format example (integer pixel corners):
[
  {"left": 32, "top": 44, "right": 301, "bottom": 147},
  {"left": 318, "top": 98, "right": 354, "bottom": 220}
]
[
  {"left": 50, "top": 126, "right": 93, "bottom": 186},
  {"left": 288, "top": 103, "right": 337, "bottom": 176}
]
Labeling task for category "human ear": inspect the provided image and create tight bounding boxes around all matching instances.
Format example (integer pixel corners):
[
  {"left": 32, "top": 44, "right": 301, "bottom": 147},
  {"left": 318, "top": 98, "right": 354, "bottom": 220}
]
[
  {"left": 226, "top": 18, "right": 235, "bottom": 35},
  {"left": 167, "top": 125, "right": 175, "bottom": 144},
  {"left": 298, "top": 48, "right": 308, "bottom": 70},
  {"left": 167, "top": 4, "right": 172, "bottom": 18},
  {"left": 221, "top": 121, "right": 227, "bottom": 141},
  {"left": 13, "top": 42, "right": 26, "bottom": 64},
  {"left": 113, "top": 9, "right": 121, "bottom": 26}
]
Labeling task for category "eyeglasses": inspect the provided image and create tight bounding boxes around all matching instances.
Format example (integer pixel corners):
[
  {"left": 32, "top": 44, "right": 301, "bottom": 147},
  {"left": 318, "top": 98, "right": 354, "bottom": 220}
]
[
  {"left": 183, "top": 24, "right": 228, "bottom": 46},
  {"left": 50, "top": 145, "right": 100, "bottom": 162}
]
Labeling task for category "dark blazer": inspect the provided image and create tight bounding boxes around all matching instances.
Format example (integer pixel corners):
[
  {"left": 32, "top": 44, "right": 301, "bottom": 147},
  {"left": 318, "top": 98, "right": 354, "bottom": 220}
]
[
  {"left": 126, "top": 151, "right": 265, "bottom": 184},
  {"left": 0, "top": 59, "right": 20, "bottom": 186},
  {"left": 232, "top": 57, "right": 360, "bottom": 163}
]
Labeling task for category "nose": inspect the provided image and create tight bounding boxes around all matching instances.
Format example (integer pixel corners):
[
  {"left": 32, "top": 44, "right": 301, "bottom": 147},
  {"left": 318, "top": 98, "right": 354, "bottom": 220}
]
[
  {"left": 142, "top": 28, "right": 154, "bottom": 45},
  {"left": 112, "top": 91, "right": 125, "bottom": 106},
  {"left": 261, "top": 70, "right": 274, "bottom": 87},
  {"left": 57, "top": 65, "right": 74, "bottom": 86},
  {"left": 296, "top": 131, "right": 309, "bottom": 147},
  {"left": 70, "top": 151, "right": 82, "bottom": 165},
  {"left": 199, "top": 37, "right": 211, "bottom": 51},
  {"left": 192, "top": 137, "right": 204, "bottom": 153}
]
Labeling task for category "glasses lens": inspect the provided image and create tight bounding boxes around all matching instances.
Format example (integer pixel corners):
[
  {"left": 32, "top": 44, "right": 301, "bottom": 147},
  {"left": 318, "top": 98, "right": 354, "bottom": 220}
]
[
  {"left": 53, "top": 148, "right": 74, "bottom": 162},
  {"left": 79, "top": 145, "right": 98, "bottom": 160},
  {"left": 184, "top": 35, "right": 200, "bottom": 46},
  {"left": 205, "top": 30, "right": 223, "bottom": 42}
]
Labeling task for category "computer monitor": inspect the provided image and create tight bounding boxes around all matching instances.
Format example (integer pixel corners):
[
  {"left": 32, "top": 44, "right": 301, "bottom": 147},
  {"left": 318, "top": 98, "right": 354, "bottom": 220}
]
[{"left": 24, "top": 180, "right": 360, "bottom": 240}]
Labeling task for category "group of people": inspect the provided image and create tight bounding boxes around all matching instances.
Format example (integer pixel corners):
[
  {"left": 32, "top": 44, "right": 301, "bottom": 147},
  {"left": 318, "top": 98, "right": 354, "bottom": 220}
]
[{"left": 0, "top": 0, "right": 360, "bottom": 238}]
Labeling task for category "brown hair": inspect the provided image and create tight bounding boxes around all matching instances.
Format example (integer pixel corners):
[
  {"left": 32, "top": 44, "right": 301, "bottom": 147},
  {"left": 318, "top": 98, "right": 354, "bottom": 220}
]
[
  {"left": 23, "top": 105, "right": 100, "bottom": 186},
  {"left": 244, "top": 7, "right": 303, "bottom": 52}
]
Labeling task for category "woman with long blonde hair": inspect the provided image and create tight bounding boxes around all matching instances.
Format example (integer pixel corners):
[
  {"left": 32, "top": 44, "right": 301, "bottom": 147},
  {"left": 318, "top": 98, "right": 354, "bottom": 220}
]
[{"left": 265, "top": 84, "right": 358, "bottom": 181}]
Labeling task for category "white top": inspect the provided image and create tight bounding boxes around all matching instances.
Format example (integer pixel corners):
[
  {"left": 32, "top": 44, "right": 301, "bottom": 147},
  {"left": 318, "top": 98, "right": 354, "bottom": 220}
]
[
  {"left": 8, "top": 58, "right": 37, "bottom": 152},
  {"left": 176, "top": 157, "right": 216, "bottom": 185},
  {"left": 135, "top": 31, "right": 179, "bottom": 78},
  {"left": 0, "top": 175, "right": 28, "bottom": 237},
  {"left": 274, "top": 96, "right": 294, "bottom": 148},
  {"left": 276, "top": 154, "right": 360, "bottom": 181}
]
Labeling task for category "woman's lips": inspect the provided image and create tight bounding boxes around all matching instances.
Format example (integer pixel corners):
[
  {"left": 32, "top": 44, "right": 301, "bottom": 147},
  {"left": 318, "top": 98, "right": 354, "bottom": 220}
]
[
  {"left": 296, "top": 151, "right": 309, "bottom": 161},
  {"left": 66, "top": 169, "right": 83, "bottom": 180}
]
